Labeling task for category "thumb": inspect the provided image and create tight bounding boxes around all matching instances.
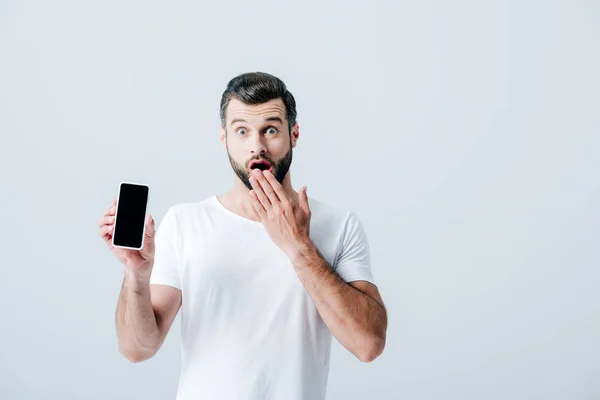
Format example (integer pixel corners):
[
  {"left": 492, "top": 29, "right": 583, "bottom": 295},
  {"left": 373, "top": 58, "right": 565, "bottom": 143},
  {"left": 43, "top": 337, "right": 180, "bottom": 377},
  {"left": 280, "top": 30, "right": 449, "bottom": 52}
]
[
  {"left": 144, "top": 214, "right": 155, "bottom": 242},
  {"left": 298, "top": 186, "right": 310, "bottom": 215}
]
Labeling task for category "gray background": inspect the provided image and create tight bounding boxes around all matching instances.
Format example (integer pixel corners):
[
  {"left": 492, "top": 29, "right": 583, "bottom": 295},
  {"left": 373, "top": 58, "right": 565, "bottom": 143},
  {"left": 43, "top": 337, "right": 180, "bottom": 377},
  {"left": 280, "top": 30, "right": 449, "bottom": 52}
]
[{"left": 1, "top": 1, "right": 598, "bottom": 399}]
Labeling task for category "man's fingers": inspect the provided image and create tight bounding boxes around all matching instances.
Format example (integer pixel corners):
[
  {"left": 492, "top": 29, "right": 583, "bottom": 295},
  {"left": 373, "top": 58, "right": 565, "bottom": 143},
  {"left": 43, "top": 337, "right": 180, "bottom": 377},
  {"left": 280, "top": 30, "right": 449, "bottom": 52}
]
[
  {"left": 99, "top": 224, "right": 113, "bottom": 237},
  {"left": 298, "top": 186, "right": 311, "bottom": 216},
  {"left": 263, "top": 170, "right": 291, "bottom": 207},
  {"left": 99, "top": 201, "right": 115, "bottom": 241},
  {"left": 98, "top": 215, "right": 115, "bottom": 227},
  {"left": 254, "top": 170, "right": 280, "bottom": 206},
  {"left": 249, "top": 175, "right": 271, "bottom": 209},
  {"left": 104, "top": 205, "right": 116, "bottom": 216},
  {"left": 249, "top": 190, "right": 267, "bottom": 219},
  {"left": 144, "top": 214, "right": 155, "bottom": 239}
]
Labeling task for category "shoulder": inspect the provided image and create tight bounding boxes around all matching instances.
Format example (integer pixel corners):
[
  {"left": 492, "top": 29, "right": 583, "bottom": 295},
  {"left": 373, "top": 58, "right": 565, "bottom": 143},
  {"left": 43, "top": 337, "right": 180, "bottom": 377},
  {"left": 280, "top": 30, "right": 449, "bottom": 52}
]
[
  {"left": 155, "top": 196, "right": 219, "bottom": 234},
  {"left": 308, "top": 196, "right": 361, "bottom": 227},
  {"left": 307, "top": 196, "right": 366, "bottom": 244}
]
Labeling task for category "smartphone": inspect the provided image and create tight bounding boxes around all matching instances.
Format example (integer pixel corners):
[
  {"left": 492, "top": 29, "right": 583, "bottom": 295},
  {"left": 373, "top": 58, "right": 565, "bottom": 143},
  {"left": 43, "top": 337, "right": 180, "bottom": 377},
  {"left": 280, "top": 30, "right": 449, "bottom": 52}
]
[{"left": 112, "top": 181, "right": 150, "bottom": 250}]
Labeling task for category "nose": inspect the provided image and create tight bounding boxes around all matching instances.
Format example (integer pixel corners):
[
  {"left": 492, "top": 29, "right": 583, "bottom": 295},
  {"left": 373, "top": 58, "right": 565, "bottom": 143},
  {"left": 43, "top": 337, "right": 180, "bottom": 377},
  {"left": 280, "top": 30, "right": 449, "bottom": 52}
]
[{"left": 250, "top": 133, "right": 267, "bottom": 155}]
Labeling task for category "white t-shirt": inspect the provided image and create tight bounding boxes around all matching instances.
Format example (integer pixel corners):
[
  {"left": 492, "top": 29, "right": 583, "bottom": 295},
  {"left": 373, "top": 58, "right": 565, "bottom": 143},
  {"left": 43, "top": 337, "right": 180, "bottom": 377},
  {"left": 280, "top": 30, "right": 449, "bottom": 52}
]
[{"left": 149, "top": 195, "right": 375, "bottom": 400}]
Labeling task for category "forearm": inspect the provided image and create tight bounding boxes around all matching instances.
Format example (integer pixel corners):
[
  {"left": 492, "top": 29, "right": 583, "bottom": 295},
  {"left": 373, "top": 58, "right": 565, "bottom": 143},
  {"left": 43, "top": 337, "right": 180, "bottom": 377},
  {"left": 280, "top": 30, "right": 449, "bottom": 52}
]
[
  {"left": 290, "top": 243, "right": 387, "bottom": 361},
  {"left": 115, "top": 269, "right": 160, "bottom": 362}
]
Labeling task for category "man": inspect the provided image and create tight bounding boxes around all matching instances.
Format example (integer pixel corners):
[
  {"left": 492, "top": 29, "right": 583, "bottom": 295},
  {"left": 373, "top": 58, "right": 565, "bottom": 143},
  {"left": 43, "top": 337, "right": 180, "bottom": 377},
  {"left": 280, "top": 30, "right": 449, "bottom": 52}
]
[{"left": 98, "top": 72, "right": 387, "bottom": 400}]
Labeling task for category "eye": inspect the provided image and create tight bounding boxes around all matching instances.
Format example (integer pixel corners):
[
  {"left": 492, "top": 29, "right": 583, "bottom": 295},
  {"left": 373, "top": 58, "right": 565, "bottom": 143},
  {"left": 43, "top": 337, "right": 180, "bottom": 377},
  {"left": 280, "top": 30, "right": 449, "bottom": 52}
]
[
  {"left": 236, "top": 128, "right": 247, "bottom": 135},
  {"left": 266, "top": 127, "right": 277, "bottom": 135}
]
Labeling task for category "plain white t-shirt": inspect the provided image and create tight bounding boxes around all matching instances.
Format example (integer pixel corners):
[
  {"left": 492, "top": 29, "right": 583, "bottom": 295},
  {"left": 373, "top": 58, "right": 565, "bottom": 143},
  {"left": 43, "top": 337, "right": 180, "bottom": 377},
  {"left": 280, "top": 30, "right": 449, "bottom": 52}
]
[{"left": 149, "top": 195, "right": 376, "bottom": 400}]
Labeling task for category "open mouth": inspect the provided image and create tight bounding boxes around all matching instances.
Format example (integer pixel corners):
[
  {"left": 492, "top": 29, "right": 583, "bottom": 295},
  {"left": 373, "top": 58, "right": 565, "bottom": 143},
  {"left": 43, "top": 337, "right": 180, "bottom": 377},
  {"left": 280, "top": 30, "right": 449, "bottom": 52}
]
[{"left": 249, "top": 160, "right": 272, "bottom": 172}]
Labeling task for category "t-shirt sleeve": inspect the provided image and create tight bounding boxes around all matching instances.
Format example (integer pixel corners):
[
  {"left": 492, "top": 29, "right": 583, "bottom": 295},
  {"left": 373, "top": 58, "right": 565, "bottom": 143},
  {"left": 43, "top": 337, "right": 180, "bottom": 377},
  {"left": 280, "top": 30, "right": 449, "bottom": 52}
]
[
  {"left": 149, "top": 207, "right": 182, "bottom": 290},
  {"left": 333, "top": 211, "right": 376, "bottom": 285}
]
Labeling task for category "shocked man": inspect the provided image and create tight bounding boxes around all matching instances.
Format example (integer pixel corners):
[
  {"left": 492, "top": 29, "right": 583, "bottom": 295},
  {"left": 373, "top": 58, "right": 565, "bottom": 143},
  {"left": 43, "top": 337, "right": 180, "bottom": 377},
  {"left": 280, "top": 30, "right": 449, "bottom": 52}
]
[{"left": 100, "top": 71, "right": 387, "bottom": 400}]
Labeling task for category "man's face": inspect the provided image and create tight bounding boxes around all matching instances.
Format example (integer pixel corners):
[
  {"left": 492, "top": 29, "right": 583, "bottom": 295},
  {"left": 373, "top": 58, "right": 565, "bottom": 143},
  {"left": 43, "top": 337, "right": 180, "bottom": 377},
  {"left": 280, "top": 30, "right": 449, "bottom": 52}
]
[{"left": 221, "top": 98, "right": 298, "bottom": 191}]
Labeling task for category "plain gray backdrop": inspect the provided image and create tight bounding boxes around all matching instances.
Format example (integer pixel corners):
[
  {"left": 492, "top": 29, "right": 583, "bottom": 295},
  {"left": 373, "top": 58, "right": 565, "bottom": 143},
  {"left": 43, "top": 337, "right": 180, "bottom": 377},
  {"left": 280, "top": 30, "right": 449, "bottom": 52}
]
[{"left": 1, "top": 1, "right": 598, "bottom": 399}]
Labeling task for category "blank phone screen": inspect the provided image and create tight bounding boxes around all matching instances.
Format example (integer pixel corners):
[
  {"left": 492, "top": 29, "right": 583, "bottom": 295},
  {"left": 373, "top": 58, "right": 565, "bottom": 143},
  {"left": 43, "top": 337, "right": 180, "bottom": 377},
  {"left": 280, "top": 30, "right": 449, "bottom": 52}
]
[{"left": 113, "top": 183, "right": 149, "bottom": 249}]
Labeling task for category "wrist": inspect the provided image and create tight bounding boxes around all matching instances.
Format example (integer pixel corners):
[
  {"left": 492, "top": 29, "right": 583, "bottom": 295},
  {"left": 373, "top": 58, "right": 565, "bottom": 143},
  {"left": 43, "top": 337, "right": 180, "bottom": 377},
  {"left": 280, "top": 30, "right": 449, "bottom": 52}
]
[
  {"left": 124, "top": 268, "right": 152, "bottom": 291},
  {"left": 288, "top": 239, "right": 317, "bottom": 264}
]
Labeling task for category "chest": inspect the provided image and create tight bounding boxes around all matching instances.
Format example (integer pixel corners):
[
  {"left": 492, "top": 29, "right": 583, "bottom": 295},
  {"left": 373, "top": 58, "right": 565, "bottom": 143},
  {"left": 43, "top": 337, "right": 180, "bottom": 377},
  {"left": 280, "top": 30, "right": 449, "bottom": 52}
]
[{"left": 178, "top": 224, "right": 305, "bottom": 299}]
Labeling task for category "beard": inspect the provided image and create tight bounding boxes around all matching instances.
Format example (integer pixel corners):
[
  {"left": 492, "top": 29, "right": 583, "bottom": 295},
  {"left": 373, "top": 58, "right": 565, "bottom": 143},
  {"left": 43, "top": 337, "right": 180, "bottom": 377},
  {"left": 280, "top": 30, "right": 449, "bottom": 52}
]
[{"left": 227, "top": 147, "right": 293, "bottom": 191}]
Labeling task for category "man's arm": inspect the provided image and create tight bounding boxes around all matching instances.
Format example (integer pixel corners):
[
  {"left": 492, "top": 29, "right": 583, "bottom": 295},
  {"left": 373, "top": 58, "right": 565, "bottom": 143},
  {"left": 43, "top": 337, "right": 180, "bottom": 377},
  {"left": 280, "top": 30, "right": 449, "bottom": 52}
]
[
  {"left": 247, "top": 169, "right": 387, "bottom": 362},
  {"left": 290, "top": 244, "right": 387, "bottom": 363},
  {"left": 116, "top": 269, "right": 182, "bottom": 363}
]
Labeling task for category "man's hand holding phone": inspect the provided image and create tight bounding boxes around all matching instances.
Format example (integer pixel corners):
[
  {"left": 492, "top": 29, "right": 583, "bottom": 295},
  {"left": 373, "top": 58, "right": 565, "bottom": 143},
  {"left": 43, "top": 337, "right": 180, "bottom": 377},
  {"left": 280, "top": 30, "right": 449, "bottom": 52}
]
[{"left": 98, "top": 198, "right": 156, "bottom": 282}]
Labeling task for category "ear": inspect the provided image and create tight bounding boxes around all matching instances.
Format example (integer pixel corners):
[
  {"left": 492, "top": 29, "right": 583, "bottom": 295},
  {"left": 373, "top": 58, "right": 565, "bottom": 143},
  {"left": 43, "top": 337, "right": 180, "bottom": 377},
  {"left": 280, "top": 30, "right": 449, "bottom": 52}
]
[
  {"left": 220, "top": 126, "right": 227, "bottom": 149},
  {"left": 291, "top": 121, "right": 299, "bottom": 149}
]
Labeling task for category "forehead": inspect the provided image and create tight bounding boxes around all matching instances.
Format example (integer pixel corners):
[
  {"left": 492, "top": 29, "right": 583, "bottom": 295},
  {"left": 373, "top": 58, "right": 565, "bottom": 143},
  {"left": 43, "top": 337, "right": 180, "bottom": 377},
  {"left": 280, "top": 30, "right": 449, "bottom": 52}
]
[{"left": 226, "top": 98, "right": 286, "bottom": 125}]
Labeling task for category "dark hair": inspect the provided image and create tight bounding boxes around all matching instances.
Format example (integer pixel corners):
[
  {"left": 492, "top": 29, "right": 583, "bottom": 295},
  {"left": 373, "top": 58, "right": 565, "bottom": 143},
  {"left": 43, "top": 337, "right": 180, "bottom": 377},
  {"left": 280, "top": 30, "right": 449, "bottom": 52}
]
[{"left": 220, "top": 72, "right": 297, "bottom": 132}]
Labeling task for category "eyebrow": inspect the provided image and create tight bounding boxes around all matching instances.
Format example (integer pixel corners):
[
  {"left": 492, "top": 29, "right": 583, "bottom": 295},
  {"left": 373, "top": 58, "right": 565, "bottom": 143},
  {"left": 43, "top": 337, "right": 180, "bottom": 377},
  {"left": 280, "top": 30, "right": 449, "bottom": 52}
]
[
  {"left": 230, "top": 118, "right": 246, "bottom": 126},
  {"left": 229, "top": 116, "right": 284, "bottom": 126},
  {"left": 265, "top": 116, "right": 283, "bottom": 124}
]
